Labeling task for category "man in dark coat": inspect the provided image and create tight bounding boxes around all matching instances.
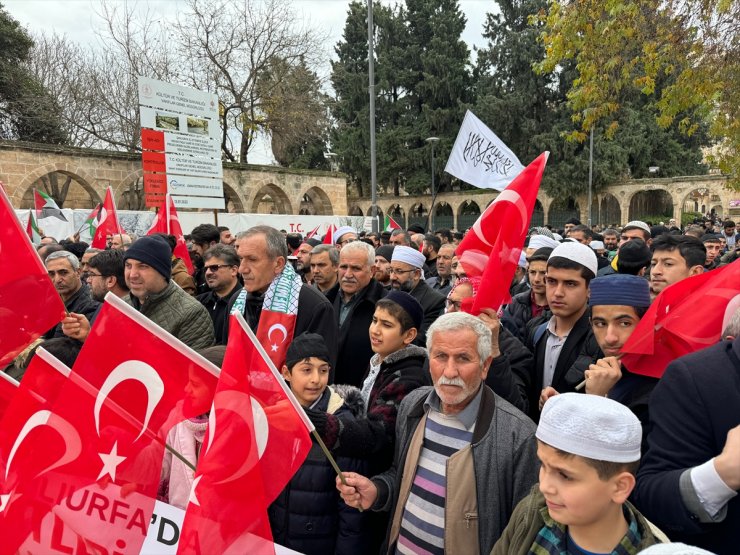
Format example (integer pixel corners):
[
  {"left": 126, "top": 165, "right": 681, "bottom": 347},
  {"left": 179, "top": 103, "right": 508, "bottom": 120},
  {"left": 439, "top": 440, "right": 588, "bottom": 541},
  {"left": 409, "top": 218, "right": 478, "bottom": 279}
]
[
  {"left": 632, "top": 336, "right": 740, "bottom": 555},
  {"left": 44, "top": 250, "right": 99, "bottom": 338},
  {"left": 333, "top": 241, "right": 387, "bottom": 387},
  {"left": 227, "top": 226, "right": 338, "bottom": 365},
  {"left": 389, "top": 245, "right": 445, "bottom": 345}
]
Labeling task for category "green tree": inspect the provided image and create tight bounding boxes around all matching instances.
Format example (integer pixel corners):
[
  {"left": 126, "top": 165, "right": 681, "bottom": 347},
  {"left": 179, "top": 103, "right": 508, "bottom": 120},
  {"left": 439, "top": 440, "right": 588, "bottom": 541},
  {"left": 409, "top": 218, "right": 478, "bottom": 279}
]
[{"left": 0, "top": 3, "right": 66, "bottom": 144}]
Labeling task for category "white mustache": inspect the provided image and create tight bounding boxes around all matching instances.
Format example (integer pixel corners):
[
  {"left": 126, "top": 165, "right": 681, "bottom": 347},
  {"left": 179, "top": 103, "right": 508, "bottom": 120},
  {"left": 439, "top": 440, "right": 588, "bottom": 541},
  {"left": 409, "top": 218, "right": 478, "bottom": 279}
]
[{"left": 437, "top": 376, "right": 465, "bottom": 387}]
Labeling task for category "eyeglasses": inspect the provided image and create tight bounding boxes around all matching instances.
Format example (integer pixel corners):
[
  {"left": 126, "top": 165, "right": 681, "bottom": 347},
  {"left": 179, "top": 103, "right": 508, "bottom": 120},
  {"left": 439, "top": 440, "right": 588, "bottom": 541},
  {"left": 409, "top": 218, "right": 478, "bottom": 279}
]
[
  {"left": 337, "top": 237, "right": 358, "bottom": 246},
  {"left": 86, "top": 272, "right": 105, "bottom": 278},
  {"left": 389, "top": 267, "right": 417, "bottom": 275},
  {"left": 204, "top": 264, "right": 234, "bottom": 273}
]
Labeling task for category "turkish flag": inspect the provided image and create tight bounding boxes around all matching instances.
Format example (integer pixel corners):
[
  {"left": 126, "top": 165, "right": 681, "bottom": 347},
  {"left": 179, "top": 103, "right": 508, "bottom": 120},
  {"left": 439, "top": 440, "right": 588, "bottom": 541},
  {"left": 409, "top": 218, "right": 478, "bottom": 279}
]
[
  {"left": 0, "top": 348, "right": 70, "bottom": 554},
  {"left": 91, "top": 186, "right": 122, "bottom": 249},
  {"left": 0, "top": 373, "right": 18, "bottom": 422},
  {"left": 323, "top": 223, "right": 336, "bottom": 245},
  {"left": 178, "top": 313, "right": 312, "bottom": 554},
  {"left": 255, "top": 309, "right": 296, "bottom": 370},
  {"left": 621, "top": 260, "right": 740, "bottom": 378},
  {"left": 457, "top": 152, "right": 549, "bottom": 314},
  {"left": 148, "top": 194, "right": 194, "bottom": 274},
  {"left": 0, "top": 293, "right": 221, "bottom": 554},
  {"left": 0, "top": 184, "right": 66, "bottom": 368}
]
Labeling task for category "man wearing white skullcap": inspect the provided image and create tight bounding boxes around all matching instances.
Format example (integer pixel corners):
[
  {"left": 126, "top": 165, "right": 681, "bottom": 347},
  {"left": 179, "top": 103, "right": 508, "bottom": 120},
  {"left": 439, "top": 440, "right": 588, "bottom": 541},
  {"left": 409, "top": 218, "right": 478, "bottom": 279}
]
[
  {"left": 492, "top": 393, "right": 668, "bottom": 554},
  {"left": 525, "top": 234, "right": 560, "bottom": 257},
  {"left": 527, "top": 241, "right": 601, "bottom": 421},
  {"left": 390, "top": 245, "right": 446, "bottom": 344},
  {"left": 333, "top": 226, "right": 357, "bottom": 250}
]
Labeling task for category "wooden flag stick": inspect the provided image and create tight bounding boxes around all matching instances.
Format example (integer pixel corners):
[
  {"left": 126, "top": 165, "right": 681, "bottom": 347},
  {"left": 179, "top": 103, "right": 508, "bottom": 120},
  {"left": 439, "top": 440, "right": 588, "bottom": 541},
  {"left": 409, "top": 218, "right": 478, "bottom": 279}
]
[
  {"left": 165, "top": 441, "right": 196, "bottom": 472},
  {"left": 312, "top": 429, "right": 363, "bottom": 512}
]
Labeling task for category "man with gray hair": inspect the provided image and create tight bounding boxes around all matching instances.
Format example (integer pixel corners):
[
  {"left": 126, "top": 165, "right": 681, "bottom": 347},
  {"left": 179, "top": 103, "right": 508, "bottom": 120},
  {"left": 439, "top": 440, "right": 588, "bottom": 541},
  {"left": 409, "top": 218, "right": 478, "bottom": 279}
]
[
  {"left": 333, "top": 240, "right": 387, "bottom": 386},
  {"left": 337, "top": 312, "right": 538, "bottom": 554},
  {"left": 228, "top": 225, "right": 337, "bottom": 366},
  {"left": 310, "top": 244, "right": 340, "bottom": 301},
  {"left": 44, "top": 250, "right": 99, "bottom": 338}
]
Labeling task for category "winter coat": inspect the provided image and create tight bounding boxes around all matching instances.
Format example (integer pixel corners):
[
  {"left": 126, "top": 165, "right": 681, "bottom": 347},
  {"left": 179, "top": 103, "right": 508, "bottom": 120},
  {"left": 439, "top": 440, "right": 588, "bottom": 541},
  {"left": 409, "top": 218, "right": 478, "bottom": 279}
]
[
  {"left": 196, "top": 283, "right": 242, "bottom": 345},
  {"left": 45, "top": 283, "right": 100, "bottom": 339},
  {"left": 502, "top": 290, "right": 544, "bottom": 344},
  {"left": 372, "top": 385, "right": 539, "bottom": 554},
  {"left": 332, "top": 279, "right": 387, "bottom": 387},
  {"left": 633, "top": 338, "right": 740, "bottom": 554},
  {"left": 158, "top": 416, "right": 207, "bottom": 510},
  {"left": 269, "top": 386, "right": 369, "bottom": 555},
  {"left": 125, "top": 280, "right": 215, "bottom": 350},
  {"left": 171, "top": 256, "right": 195, "bottom": 295},
  {"left": 491, "top": 486, "right": 668, "bottom": 555},
  {"left": 408, "top": 279, "right": 446, "bottom": 345},
  {"left": 425, "top": 276, "right": 452, "bottom": 297}
]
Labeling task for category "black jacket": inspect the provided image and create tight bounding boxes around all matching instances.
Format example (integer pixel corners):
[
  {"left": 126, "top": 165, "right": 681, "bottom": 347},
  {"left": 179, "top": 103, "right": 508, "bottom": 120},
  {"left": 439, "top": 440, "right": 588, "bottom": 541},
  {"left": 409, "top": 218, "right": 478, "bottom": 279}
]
[
  {"left": 408, "top": 279, "right": 446, "bottom": 345},
  {"left": 45, "top": 283, "right": 99, "bottom": 339},
  {"left": 633, "top": 338, "right": 740, "bottom": 555},
  {"left": 269, "top": 386, "right": 369, "bottom": 555},
  {"left": 196, "top": 283, "right": 242, "bottom": 345},
  {"left": 332, "top": 279, "right": 387, "bottom": 387},
  {"left": 502, "top": 290, "right": 543, "bottom": 344},
  {"left": 526, "top": 309, "right": 601, "bottom": 421}
]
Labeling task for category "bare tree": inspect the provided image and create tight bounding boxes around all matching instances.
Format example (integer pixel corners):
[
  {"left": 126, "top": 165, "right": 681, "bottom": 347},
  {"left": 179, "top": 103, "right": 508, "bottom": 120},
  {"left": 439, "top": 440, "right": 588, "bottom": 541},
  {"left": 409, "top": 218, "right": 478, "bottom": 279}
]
[{"left": 175, "top": 0, "right": 327, "bottom": 163}]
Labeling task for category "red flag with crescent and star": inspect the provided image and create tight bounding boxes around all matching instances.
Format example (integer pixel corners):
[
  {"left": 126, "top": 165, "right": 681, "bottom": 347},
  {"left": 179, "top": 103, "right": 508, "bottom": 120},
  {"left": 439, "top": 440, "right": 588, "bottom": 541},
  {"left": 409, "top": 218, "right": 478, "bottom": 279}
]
[
  {"left": 457, "top": 152, "right": 549, "bottom": 315},
  {"left": 178, "top": 312, "right": 312, "bottom": 554},
  {"left": 0, "top": 293, "right": 221, "bottom": 554},
  {"left": 0, "top": 183, "right": 66, "bottom": 368},
  {"left": 147, "top": 194, "right": 194, "bottom": 275},
  {"left": 620, "top": 259, "right": 740, "bottom": 378},
  {"left": 91, "top": 186, "right": 122, "bottom": 249}
]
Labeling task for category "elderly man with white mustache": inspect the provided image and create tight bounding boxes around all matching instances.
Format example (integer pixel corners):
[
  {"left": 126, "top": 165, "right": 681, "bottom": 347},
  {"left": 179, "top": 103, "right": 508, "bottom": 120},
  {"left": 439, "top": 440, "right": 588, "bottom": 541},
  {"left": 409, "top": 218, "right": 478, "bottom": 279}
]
[{"left": 337, "top": 312, "right": 538, "bottom": 554}]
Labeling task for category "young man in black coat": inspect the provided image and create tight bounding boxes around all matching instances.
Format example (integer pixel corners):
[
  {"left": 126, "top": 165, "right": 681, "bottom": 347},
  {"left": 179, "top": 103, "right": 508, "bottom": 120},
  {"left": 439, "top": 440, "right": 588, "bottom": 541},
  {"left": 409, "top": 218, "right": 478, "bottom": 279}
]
[{"left": 633, "top": 335, "right": 740, "bottom": 555}]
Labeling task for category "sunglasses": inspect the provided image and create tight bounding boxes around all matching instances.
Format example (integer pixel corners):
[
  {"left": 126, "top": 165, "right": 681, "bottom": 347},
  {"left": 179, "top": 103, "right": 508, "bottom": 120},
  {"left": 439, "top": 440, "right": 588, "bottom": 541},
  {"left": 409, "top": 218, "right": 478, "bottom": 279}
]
[{"left": 204, "top": 264, "right": 234, "bottom": 273}]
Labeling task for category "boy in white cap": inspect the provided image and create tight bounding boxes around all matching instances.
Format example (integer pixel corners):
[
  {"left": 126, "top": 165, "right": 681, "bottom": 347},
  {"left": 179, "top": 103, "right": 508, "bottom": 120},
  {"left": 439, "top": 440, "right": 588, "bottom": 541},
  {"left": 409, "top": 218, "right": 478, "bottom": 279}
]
[
  {"left": 528, "top": 242, "right": 601, "bottom": 421},
  {"left": 333, "top": 226, "right": 357, "bottom": 250},
  {"left": 491, "top": 393, "right": 668, "bottom": 554}
]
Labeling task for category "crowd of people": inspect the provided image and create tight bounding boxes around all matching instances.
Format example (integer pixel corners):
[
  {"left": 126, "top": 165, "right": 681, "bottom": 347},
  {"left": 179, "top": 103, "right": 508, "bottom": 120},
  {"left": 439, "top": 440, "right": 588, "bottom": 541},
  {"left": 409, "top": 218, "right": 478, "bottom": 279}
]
[{"left": 7, "top": 214, "right": 740, "bottom": 555}]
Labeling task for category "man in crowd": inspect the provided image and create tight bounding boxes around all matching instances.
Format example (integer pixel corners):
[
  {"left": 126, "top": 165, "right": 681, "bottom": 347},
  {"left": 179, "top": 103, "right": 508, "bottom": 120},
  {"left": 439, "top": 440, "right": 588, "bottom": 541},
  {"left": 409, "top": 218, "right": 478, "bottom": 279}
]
[
  {"left": 333, "top": 226, "right": 358, "bottom": 250},
  {"left": 602, "top": 228, "right": 620, "bottom": 259},
  {"left": 532, "top": 242, "right": 601, "bottom": 421},
  {"left": 434, "top": 228, "right": 453, "bottom": 245},
  {"left": 649, "top": 234, "right": 705, "bottom": 298},
  {"left": 563, "top": 217, "right": 581, "bottom": 237},
  {"left": 374, "top": 245, "right": 395, "bottom": 289},
  {"left": 389, "top": 228, "right": 411, "bottom": 247},
  {"left": 702, "top": 234, "right": 723, "bottom": 269},
  {"left": 422, "top": 234, "right": 441, "bottom": 278},
  {"left": 509, "top": 253, "right": 530, "bottom": 297},
  {"left": 620, "top": 220, "right": 652, "bottom": 247},
  {"left": 426, "top": 243, "right": 455, "bottom": 295},
  {"left": 310, "top": 244, "right": 340, "bottom": 301},
  {"left": 190, "top": 223, "right": 221, "bottom": 294},
  {"left": 295, "top": 238, "right": 319, "bottom": 284},
  {"left": 44, "top": 250, "right": 99, "bottom": 338},
  {"left": 721, "top": 220, "right": 737, "bottom": 251},
  {"left": 615, "top": 237, "right": 652, "bottom": 276},
  {"left": 337, "top": 312, "right": 538, "bottom": 554},
  {"left": 390, "top": 245, "right": 446, "bottom": 344},
  {"left": 109, "top": 233, "right": 132, "bottom": 250},
  {"left": 569, "top": 224, "right": 593, "bottom": 246},
  {"left": 79, "top": 247, "right": 102, "bottom": 280},
  {"left": 218, "top": 225, "right": 236, "bottom": 245},
  {"left": 333, "top": 241, "right": 387, "bottom": 386},
  {"left": 197, "top": 244, "right": 242, "bottom": 344},
  {"left": 503, "top": 247, "right": 552, "bottom": 343},
  {"left": 229, "top": 226, "right": 337, "bottom": 363},
  {"left": 124, "top": 235, "right": 214, "bottom": 350}
]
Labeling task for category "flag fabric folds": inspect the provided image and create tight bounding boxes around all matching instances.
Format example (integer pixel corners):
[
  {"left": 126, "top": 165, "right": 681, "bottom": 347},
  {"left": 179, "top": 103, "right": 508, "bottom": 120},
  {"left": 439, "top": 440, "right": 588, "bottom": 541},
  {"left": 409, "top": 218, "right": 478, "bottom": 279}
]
[
  {"left": 0, "top": 184, "right": 66, "bottom": 368},
  {"left": 26, "top": 209, "right": 41, "bottom": 244},
  {"left": 147, "top": 194, "right": 194, "bottom": 274},
  {"left": 178, "top": 312, "right": 312, "bottom": 555},
  {"left": 620, "top": 260, "right": 740, "bottom": 378},
  {"left": 456, "top": 152, "right": 549, "bottom": 315},
  {"left": 323, "top": 223, "right": 336, "bottom": 245},
  {"left": 384, "top": 215, "right": 401, "bottom": 231},
  {"left": 77, "top": 203, "right": 102, "bottom": 243},
  {"left": 91, "top": 186, "right": 122, "bottom": 249},
  {"left": 0, "top": 373, "right": 19, "bottom": 423},
  {"left": 34, "top": 189, "right": 68, "bottom": 222}
]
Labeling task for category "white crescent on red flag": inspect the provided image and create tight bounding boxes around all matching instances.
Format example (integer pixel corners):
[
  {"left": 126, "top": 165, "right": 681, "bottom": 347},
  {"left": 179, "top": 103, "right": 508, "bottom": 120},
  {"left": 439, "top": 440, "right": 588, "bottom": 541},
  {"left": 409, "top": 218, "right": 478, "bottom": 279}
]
[
  {"left": 91, "top": 186, "right": 122, "bottom": 249},
  {"left": 147, "top": 195, "right": 194, "bottom": 274}
]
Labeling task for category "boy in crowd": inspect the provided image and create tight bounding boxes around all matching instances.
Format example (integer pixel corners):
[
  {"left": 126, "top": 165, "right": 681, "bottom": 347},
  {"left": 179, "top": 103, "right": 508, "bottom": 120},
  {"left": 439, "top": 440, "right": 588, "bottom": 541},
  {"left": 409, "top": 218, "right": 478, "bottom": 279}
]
[
  {"left": 649, "top": 235, "right": 705, "bottom": 299},
  {"left": 492, "top": 393, "right": 667, "bottom": 554}
]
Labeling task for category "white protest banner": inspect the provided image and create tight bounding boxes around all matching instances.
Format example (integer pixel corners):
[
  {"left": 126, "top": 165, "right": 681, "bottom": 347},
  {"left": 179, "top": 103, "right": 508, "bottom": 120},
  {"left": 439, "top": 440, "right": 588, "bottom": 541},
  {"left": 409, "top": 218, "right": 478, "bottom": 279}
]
[{"left": 444, "top": 110, "right": 525, "bottom": 191}]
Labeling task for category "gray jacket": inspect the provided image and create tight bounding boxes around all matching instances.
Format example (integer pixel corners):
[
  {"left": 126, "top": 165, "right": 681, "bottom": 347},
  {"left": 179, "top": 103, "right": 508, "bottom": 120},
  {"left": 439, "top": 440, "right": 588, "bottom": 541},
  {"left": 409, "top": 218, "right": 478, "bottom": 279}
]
[{"left": 371, "top": 385, "right": 539, "bottom": 554}]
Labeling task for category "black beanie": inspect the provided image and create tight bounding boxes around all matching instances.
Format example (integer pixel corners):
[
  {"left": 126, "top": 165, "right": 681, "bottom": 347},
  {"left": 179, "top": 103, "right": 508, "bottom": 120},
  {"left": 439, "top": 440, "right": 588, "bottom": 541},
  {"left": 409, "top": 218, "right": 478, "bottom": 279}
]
[
  {"left": 375, "top": 245, "right": 395, "bottom": 262},
  {"left": 123, "top": 236, "right": 172, "bottom": 281},
  {"left": 286, "top": 333, "right": 331, "bottom": 369},
  {"left": 384, "top": 290, "right": 423, "bottom": 330}
]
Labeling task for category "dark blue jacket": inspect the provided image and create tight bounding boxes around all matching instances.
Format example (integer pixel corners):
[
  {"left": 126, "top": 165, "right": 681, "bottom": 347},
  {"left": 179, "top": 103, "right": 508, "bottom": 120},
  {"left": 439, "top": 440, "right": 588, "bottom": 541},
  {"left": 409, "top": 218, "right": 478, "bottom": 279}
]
[
  {"left": 633, "top": 338, "right": 740, "bottom": 555},
  {"left": 269, "top": 386, "right": 369, "bottom": 555}
]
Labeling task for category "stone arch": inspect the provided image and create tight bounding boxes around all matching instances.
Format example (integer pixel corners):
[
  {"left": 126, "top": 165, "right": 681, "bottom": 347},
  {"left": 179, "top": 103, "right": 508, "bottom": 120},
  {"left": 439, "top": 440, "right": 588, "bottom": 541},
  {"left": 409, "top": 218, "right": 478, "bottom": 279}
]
[
  {"left": 408, "top": 202, "right": 429, "bottom": 231},
  {"left": 682, "top": 187, "right": 713, "bottom": 220},
  {"left": 548, "top": 198, "right": 581, "bottom": 230},
  {"left": 531, "top": 199, "right": 545, "bottom": 227},
  {"left": 349, "top": 205, "right": 364, "bottom": 216},
  {"left": 629, "top": 189, "right": 673, "bottom": 222},
  {"left": 223, "top": 182, "right": 244, "bottom": 213},
  {"left": 16, "top": 165, "right": 101, "bottom": 209},
  {"left": 598, "top": 193, "right": 621, "bottom": 227},
  {"left": 251, "top": 183, "right": 293, "bottom": 214},
  {"left": 433, "top": 201, "right": 454, "bottom": 230},
  {"left": 457, "top": 200, "right": 481, "bottom": 231},
  {"left": 118, "top": 169, "right": 145, "bottom": 210},
  {"left": 300, "top": 186, "right": 333, "bottom": 215}
]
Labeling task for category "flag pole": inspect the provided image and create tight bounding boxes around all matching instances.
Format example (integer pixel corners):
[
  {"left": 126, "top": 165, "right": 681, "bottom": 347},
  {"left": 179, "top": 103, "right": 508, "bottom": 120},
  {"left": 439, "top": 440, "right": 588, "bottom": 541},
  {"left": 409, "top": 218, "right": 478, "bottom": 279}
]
[{"left": 165, "top": 442, "right": 196, "bottom": 471}]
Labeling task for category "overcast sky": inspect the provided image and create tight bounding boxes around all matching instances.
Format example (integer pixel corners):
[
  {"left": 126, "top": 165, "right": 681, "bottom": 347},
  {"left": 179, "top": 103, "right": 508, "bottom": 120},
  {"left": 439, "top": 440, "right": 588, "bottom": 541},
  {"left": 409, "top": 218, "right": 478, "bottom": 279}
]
[{"left": 4, "top": 0, "right": 494, "bottom": 164}]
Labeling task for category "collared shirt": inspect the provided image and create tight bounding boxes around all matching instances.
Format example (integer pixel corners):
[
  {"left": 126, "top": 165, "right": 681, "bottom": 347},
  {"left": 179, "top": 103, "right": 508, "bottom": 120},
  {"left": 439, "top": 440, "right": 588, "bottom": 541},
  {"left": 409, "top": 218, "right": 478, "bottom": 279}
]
[
  {"left": 361, "top": 354, "right": 383, "bottom": 407},
  {"left": 530, "top": 289, "right": 548, "bottom": 319},
  {"left": 423, "top": 384, "right": 483, "bottom": 431},
  {"left": 338, "top": 292, "right": 358, "bottom": 326},
  {"left": 543, "top": 318, "right": 569, "bottom": 388},
  {"left": 690, "top": 459, "right": 738, "bottom": 518}
]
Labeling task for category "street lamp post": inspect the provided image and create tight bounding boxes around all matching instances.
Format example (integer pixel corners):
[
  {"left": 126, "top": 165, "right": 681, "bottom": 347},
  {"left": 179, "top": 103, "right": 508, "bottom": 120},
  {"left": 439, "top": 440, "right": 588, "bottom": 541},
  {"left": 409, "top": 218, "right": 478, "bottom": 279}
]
[{"left": 426, "top": 137, "right": 439, "bottom": 232}]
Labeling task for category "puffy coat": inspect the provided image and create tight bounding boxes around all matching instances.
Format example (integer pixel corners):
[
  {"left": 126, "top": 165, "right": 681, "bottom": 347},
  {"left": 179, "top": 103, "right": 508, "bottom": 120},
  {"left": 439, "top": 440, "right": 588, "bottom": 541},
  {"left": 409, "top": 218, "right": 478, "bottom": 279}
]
[
  {"left": 125, "top": 280, "right": 214, "bottom": 350},
  {"left": 45, "top": 283, "right": 99, "bottom": 339},
  {"left": 269, "top": 386, "right": 369, "bottom": 555},
  {"left": 502, "top": 290, "right": 538, "bottom": 344}
]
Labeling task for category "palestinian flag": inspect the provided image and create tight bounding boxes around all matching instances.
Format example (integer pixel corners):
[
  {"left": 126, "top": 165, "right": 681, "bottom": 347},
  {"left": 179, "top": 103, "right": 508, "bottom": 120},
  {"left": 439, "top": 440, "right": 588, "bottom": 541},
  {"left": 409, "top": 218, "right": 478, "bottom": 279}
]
[
  {"left": 26, "top": 210, "right": 41, "bottom": 243},
  {"left": 82, "top": 203, "right": 102, "bottom": 237},
  {"left": 34, "top": 189, "right": 68, "bottom": 221},
  {"left": 384, "top": 215, "right": 401, "bottom": 231}
]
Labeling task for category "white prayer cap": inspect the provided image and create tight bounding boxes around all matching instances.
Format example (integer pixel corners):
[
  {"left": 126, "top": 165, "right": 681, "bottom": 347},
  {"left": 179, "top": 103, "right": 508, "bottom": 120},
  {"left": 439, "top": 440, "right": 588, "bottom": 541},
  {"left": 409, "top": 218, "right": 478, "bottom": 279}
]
[
  {"left": 537, "top": 393, "right": 641, "bottom": 463},
  {"left": 392, "top": 245, "right": 426, "bottom": 269},
  {"left": 590, "top": 240, "right": 605, "bottom": 250},
  {"left": 552, "top": 233, "right": 563, "bottom": 241},
  {"left": 333, "top": 226, "right": 356, "bottom": 244},
  {"left": 549, "top": 241, "right": 598, "bottom": 277},
  {"left": 623, "top": 220, "right": 650, "bottom": 234},
  {"left": 528, "top": 235, "right": 560, "bottom": 250},
  {"left": 518, "top": 252, "right": 528, "bottom": 268}
]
